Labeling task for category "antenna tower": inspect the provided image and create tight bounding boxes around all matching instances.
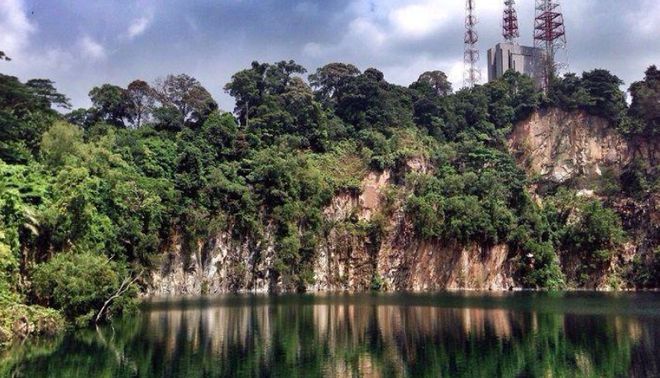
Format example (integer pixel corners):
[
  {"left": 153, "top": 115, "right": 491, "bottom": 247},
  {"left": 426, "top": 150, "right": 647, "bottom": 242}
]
[
  {"left": 534, "top": 0, "right": 567, "bottom": 90},
  {"left": 464, "top": 0, "right": 480, "bottom": 88},
  {"left": 502, "top": 0, "right": 519, "bottom": 42}
]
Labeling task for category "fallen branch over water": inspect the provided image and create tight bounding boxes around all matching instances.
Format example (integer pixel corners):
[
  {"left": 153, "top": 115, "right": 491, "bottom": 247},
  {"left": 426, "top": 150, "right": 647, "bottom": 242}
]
[{"left": 95, "top": 271, "right": 142, "bottom": 324}]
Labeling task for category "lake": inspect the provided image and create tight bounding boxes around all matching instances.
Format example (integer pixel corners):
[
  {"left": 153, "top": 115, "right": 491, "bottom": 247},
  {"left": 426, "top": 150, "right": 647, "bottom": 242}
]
[{"left": 1, "top": 292, "right": 658, "bottom": 377}]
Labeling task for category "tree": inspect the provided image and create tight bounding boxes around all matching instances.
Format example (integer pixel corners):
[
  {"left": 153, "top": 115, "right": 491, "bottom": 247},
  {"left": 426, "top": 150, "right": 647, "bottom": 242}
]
[
  {"left": 309, "top": 63, "right": 361, "bottom": 105},
  {"left": 126, "top": 80, "right": 155, "bottom": 128},
  {"left": 200, "top": 111, "right": 239, "bottom": 160},
  {"left": 152, "top": 105, "right": 184, "bottom": 132},
  {"left": 224, "top": 62, "right": 267, "bottom": 127},
  {"left": 580, "top": 69, "right": 626, "bottom": 122},
  {"left": 264, "top": 60, "right": 307, "bottom": 94},
  {"left": 65, "top": 108, "right": 94, "bottom": 129},
  {"left": 0, "top": 74, "right": 58, "bottom": 162},
  {"left": 89, "top": 84, "right": 132, "bottom": 127},
  {"left": 561, "top": 199, "right": 625, "bottom": 277},
  {"left": 628, "top": 65, "right": 659, "bottom": 137},
  {"left": 280, "top": 77, "right": 326, "bottom": 146},
  {"left": 40, "top": 121, "right": 83, "bottom": 168},
  {"left": 225, "top": 60, "right": 307, "bottom": 127},
  {"left": 0, "top": 74, "right": 41, "bottom": 112},
  {"left": 0, "top": 51, "right": 9, "bottom": 61},
  {"left": 25, "top": 79, "right": 72, "bottom": 110},
  {"left": 174, "top": 130, "right": 207, "bottom": 199},
  {"left": 549, "top": 73, "right": 593, "bottom": 111},
  {"left": 484, "top": 71, "right": 540, "bottom": 131},
  {"left": 153, "top": 74, "right": 217, "bottom": 128},
  {"left": 334, "top": 68, "right": 414, "bottom": 131},
  {"left": 410, "top": 71, "right": 452, "bottom": 97}
]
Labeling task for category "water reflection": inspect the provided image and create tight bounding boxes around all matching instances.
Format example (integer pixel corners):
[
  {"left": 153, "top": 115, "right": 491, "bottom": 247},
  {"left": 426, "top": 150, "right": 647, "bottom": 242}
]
[{"left": 2, "top": 293, "right": 659, "bottom": 377}]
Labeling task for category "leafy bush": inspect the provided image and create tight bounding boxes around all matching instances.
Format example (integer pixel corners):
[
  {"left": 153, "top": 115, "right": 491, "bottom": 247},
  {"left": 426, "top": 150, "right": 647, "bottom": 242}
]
[
  {"left": 560, "top": 200, "right": 625, "bottom": 281},
  {"left": 516, "top": 239, "right": 565, "bottom": 290},
  {"left": 31, "top": 252, "right": 137, "bottom": 325},
  {"left": 0, "top": 302, "right": 64, "bottom": 349}
]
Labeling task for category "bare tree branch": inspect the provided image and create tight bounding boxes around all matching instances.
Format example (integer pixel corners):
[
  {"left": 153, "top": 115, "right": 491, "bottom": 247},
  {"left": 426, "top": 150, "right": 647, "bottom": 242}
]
[{"left": 95, "top": 271, "right": 142, "bottom": 324}]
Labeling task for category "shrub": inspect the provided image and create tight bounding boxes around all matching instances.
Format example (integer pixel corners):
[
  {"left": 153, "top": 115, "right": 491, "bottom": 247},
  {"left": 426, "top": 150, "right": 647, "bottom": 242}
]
[
  {"left": 561, "top": 200, "right": 625, "bottom": 277},
  {"left": 517, "top": 239, "right": 565, "bottom": 290},
  {"left": 370, "top": 273, "right": 385, "bottom": 291},
  {"left": 31, "top": 252, "right": 137, "bottom": 325},
  {"left": 0, "top": 303, "right": 64, "bottom": 349}
]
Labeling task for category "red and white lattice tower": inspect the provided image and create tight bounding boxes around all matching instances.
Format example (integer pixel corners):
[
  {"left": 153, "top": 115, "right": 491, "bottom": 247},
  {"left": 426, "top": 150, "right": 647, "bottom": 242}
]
[
  {"left": 464, "top": 0, "right": 481, "bottom": 88},
  {"left": 534, "top": 0, "right": 567, "bottom": 90},
  {"left": 502, "top": 0, "right": 519, "bottom": 42}
]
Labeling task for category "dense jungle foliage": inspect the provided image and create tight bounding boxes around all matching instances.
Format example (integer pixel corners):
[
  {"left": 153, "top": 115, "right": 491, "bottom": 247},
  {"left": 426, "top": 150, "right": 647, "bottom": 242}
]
[{"left": 0, "top": 49, "right": 658, "bottom": 338}]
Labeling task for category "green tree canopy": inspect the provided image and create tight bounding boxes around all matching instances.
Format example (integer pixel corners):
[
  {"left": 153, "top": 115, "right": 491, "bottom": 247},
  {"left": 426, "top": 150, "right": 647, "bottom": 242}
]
[{"left": 628, "top": 65, "right": 659, "bottom": 137}]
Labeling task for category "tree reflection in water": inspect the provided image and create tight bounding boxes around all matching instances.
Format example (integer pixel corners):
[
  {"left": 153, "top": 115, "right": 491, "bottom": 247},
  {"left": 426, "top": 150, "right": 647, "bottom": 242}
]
[{"left": 2, "top": 292, "right": 659, "bottom": 377}]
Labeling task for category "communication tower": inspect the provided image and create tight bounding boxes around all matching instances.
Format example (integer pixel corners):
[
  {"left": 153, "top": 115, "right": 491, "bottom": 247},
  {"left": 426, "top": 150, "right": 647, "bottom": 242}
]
[
  {"left": 533, "top": 0, "right": 567, "bottom": 90},
  {"left": 502, "top": 0, "right": 519, "bottom": 42},
  {"left": 464, "top": 0, "right": 481, "bottom": 88}
]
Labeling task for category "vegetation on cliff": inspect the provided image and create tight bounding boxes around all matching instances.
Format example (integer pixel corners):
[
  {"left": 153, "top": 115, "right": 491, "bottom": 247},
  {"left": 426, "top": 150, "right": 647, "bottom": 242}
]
[{"left": 0, "top": 48, "right": 658, "bottom": 340}]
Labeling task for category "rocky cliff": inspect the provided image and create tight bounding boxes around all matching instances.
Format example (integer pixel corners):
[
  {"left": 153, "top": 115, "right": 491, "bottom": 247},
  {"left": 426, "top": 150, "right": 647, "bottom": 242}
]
[
  {"left": 147, "top": 165, "right": 516, "bottom": 296},
  {"left": 508, "top": 108, "right": 657, "bottom": 183},
  {"left": 147, "top": 108, "right": 657, "bottom": 295}
]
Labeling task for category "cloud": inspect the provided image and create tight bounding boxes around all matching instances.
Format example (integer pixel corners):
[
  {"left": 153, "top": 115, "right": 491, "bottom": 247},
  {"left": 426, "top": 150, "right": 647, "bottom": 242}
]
[
  {"left": 127, "top": 15, "right": 152, "bottom": 40},
  {"left": 388, "top": 2, "right": 453, "bottom": 39},
  {"left": 0, "top": 0, "right": 36, "bottom": 58},
  {"left": 1, "top": 0, "right": 654, "bottom": 110},
  {"left": 625, "top": 0, "right": 660, "bottom": 37},
  {"left": 79, "top": 36, "right": 106, "bottom": 60}
]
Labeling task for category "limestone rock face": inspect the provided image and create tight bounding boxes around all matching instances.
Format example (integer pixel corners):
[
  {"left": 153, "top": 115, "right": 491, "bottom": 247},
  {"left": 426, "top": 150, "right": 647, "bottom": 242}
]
[
  {"left": 148, "top": 158, "right": 515, "bottom": 296},
  {"left": 509, "top": 108, "right": 658, "bottom": 183},
  {"left": 146, "top": 230, "right": 276, "bottom": 296},
  {"left": 508, "top": 108, "right": 632, "bottom": 182}
]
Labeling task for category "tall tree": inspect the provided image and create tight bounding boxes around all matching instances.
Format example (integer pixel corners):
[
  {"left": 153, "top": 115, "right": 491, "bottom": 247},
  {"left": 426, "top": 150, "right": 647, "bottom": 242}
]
[
  {"left": 280, "top": 77, "right": 326, "bottom": 147},
  {"left": 153, "top": 74, "right": 217, "bottom": 128},
  {"left": 548, "top": 73, "right": 593, "bottom": 111},
  {"left": 126, "top": 80, "right": 154, "bottom": 128},
  {"left": 0, "top": 74, "right": 37, "bottom": 112},
  {"left": 580, "top": 69, "right": 626, "bottom": 122},
  {"left": 264, "top": 60, "right": 307, "bottom": 94},
  {"left": 334, "top": 68, "right": 414, "bottom": 130},
  {"left": 224, "top": 60, "right": 307, "bottom": 127},
  {"left": 26, "top": 79, "right": 72, "bottom": 110},
  {"left": 309, "top": 63, "right": 360, "bottom": 106},
  {"left": 0, "top": 74, "right": 57, "bottom": 161},
  {"left": 410, "top": 71, "right": 453, "bottom": 97},
  {"left": 224, "top": 62, "right": 266, "bottom": 127},
  {"left": 628, "top": 65, "right": 659, "bottom": 137},
  {"left": 89, "top": 84, "right": 133, "bottom": 127},
  {"left": 65, "top": 108, "right": 93, "bottom": 129}
]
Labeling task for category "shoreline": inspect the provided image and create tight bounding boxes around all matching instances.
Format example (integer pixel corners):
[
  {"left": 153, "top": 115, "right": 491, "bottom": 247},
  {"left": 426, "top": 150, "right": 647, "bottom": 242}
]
[{"left": 140, "top": 287, "right": 660, "bottom": 299}]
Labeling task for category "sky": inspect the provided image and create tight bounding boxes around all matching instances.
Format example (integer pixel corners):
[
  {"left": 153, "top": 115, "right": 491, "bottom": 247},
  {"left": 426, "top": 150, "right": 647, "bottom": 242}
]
[{"left": 1, "top": 0, "right": 659, "bottom": 111}]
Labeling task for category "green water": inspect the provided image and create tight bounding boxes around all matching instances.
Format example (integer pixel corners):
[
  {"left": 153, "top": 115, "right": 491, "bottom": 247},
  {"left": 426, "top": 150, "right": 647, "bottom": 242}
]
[{"left": 1, "top": 292, "right": 658, "bottom": 377}]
